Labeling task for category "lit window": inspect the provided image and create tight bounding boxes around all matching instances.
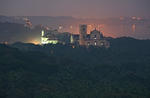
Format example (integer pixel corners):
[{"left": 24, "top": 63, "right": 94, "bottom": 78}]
[
  {"left": 87, "top": 42, "right": 90, "bottom": 46},
  {"left": 94, "top": 35, "right": 97, "bottom": 39},
  {"left": 101, "top": 43, "right": 104, "bottom": 46},
  {"left": 94, "top": 41, "right": 97, "bottom": 46}
]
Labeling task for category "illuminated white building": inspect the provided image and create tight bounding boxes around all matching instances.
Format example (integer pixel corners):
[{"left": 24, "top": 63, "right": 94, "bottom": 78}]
[{"left": 41, "top": 30, "right": 58, "bottom": 44}]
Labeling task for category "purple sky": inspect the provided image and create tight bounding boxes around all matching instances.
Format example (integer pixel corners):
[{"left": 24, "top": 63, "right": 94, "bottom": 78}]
[{"left": 0, "top": 0, "right": 150, "bottom": 18}]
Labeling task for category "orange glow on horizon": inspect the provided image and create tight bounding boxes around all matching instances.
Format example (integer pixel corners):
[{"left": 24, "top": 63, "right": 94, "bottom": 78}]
[
  {"left": 28, "top": 39, "right": 40, "bottom": 45},
  {"left": 102, "top": 32, "right": 116, "bottom": 38},
  {"left": 87, "top": 24, "right": 115, "bottom": 38}
]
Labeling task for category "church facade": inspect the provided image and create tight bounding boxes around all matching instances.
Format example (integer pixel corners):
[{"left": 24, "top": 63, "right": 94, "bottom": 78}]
[{"left": 78, "top": 24, "right": 110, "bottom": 48}]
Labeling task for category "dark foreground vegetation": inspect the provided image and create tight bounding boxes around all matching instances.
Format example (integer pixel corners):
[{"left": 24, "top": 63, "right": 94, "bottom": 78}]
[{"left": 0, "top": 37, "right": 150, "bottom": 98}]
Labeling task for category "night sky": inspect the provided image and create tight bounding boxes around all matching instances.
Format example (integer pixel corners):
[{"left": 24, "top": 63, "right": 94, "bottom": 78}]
[{"left": 0, "top": 0, "right": 150, "bottom": 18}]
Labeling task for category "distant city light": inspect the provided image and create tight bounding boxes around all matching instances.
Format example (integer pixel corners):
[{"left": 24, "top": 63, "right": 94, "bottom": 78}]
[
  {"left": 132, "top": 17, "right": 136, "bottom": 20},
  {"left": 132, "top": 24, "right": 136, "bottom": 32},
  {"left": 59, "top": 26, "right": 63, "bottom": 30},
  {"left": 70, "top": 26, "right": 73, "bottom": 29},
  {"left": 120, "top": 17, "right": 124, "bottom": 20},
  {"left": 137, "top": 17, "right": 142, "bottom": 20}
]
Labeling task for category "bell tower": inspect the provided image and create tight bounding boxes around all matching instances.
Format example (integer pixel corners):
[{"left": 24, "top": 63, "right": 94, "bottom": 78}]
[{"left": 79, "top": 24, "right": 87, "bottom": 45}]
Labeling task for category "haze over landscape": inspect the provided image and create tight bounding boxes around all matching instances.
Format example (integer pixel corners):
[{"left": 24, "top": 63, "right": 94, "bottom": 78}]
[
  {"left": 1, "top": 0, "right": 150, "bottom": 18},
  {"left": 0, "top": 0, "right": 150, "bottom": 43}
]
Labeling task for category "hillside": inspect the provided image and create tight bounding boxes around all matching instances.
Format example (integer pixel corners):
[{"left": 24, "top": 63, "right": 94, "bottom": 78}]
[{"left": 0, "top": 38, "right": 150, "bottom": 98}]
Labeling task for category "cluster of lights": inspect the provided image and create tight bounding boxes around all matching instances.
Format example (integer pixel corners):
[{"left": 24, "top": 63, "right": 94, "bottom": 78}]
[
  {"left": 132, "top": 16, "right": 142, "bottom": 20},
  {"left": 120, "top": 16, "right": 142, "bottom": 21}
]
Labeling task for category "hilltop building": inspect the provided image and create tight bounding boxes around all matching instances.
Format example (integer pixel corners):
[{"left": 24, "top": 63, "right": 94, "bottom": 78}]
[
  {"left": 41, "top": 24, "right": 110, "bottom": 48},
  {"left": 41, "top": 29, "right": 71, "bottom": 45},
  {"left": 71, "top": 24, "right": 110, "bottom": 48},
  {"left": 41, "top": 30, "right": 59, "bottom": 44}
]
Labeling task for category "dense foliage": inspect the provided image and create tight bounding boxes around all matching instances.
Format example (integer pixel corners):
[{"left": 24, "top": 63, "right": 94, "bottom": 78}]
[{"left": 0, "top": 37, "right": 150, "bottom": 98}]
